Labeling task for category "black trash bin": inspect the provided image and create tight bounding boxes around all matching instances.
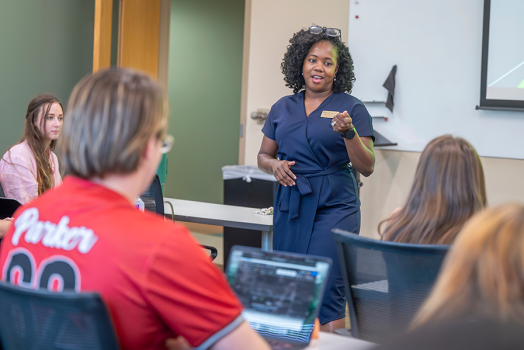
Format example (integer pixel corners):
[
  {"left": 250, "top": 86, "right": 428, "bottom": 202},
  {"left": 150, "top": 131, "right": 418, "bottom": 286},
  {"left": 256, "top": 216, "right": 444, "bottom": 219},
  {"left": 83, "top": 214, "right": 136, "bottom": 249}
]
[{"left": 222, "top": 166, "right": 277, "bottom": 266}]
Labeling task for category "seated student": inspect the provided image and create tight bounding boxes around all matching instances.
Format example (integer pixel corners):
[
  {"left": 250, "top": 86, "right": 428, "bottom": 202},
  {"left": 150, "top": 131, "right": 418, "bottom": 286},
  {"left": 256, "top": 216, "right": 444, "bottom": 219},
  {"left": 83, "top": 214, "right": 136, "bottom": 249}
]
[
  {"left": 0, "top": 218, "right": 13, "bottom": 238},
  {"left": 412, "top": 203, "right": 524, "bottom": 326},
  {"left": 0, "top": 68, "right": 270, "bottom": 350},
  {"left": 379, "top": 135, "right": 486, "bottom": 244},
  {"left": 0, "top": 94, "right": 63, "bottom": 204}
]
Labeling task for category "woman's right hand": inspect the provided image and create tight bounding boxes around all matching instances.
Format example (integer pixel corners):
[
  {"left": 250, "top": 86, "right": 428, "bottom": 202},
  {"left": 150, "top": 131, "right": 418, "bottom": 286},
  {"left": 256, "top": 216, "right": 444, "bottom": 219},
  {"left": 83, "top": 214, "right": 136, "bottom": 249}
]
[{"left": 271, "top": 160, "right": 296, "bottom": 187}]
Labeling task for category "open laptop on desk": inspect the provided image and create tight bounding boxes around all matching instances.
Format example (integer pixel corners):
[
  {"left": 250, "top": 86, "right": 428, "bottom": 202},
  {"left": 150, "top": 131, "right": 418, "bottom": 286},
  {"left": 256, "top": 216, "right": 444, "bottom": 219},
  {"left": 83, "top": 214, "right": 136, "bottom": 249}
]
[
  {"left": 0, "top": 198, "right": 21, "bottom": 220},
  {"left": 226, "top": 246, "right": 332, "bottom": 350}
]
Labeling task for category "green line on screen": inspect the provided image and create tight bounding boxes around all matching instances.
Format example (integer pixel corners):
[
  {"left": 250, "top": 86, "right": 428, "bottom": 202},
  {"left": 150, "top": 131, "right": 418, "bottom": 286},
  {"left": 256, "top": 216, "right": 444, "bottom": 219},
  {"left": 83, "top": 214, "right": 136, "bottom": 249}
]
[{"left": 518, "top": 79, "right": 524, "bottom": 88}]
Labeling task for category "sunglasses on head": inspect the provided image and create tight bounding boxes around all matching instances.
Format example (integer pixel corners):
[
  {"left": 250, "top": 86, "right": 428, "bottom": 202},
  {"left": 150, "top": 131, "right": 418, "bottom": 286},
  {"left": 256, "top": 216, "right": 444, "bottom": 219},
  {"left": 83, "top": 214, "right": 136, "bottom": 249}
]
[{"left": 309, "top": 26, "right": 341, "bottom": 38}]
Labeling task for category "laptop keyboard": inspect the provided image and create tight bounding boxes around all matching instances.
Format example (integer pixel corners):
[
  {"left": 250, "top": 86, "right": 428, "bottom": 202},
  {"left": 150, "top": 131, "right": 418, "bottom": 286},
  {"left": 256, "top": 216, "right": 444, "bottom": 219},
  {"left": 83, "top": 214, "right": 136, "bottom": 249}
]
[{"left": 266, "top": 338, "right": 307, "bottom": 350}]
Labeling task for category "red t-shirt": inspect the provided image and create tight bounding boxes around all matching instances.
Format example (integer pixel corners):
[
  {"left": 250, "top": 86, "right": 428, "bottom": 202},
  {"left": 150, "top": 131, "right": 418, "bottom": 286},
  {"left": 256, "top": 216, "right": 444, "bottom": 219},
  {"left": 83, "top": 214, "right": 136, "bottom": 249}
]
[{"left": 0, "top": 176, "right": 243, "bottom": 350}]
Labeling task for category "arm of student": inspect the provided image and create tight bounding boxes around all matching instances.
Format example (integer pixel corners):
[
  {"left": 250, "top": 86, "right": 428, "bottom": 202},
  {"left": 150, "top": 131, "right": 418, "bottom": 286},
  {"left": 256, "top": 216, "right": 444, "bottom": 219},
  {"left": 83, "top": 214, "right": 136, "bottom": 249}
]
[
  {"left": 0, "top": 220, "right": 13, "bottom": 238},
  {"left": 2, "top": 154, "right": 38, "bottom": 204},
  {"left": 145, "top": 225, "right": 268, "bottom": 350}
]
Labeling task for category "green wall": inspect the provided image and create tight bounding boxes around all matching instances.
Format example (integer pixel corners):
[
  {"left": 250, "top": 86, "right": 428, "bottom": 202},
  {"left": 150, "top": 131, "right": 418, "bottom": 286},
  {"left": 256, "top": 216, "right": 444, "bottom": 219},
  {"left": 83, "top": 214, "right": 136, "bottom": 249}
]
[
  {"left": 0, "top": 0, "right": 94, "bottom": 156},
  {"left": 167, "top": 0, "right": 244, "bottom": 203}
]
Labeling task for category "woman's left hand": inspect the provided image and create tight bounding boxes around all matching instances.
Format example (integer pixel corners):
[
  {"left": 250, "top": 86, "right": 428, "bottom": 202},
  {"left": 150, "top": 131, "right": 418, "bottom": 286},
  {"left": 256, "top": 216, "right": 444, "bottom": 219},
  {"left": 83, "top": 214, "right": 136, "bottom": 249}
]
[{"left": 331, "top": 111, "right": 354, "bottom": 134}]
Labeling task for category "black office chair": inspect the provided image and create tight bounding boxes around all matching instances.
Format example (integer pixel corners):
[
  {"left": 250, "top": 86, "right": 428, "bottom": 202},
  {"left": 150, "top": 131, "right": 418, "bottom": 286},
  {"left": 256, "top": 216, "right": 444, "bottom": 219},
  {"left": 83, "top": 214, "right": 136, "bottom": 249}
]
[
  {"left": 0, "top": 282, "right": 119, "bottom": 350},
  {"left": 333, "top": 229, "right": 450, "bottom": 344},
  {"left": 141, "top": 175, "right": 218, "bottom": 261}
]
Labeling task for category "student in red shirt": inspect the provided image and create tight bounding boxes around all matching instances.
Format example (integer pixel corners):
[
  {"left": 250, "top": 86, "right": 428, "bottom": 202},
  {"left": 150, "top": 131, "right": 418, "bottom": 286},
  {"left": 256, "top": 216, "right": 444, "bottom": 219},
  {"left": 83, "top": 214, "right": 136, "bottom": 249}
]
[{"left": 0, "top": 68, "right": 270, "bottom": 350}]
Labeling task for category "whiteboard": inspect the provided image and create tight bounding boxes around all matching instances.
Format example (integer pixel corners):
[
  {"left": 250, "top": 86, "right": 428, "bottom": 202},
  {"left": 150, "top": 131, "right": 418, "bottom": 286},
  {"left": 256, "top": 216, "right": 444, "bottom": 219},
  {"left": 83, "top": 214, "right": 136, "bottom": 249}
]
[{"left": 347, "top": 0, "right": 524, "bottom": 159}]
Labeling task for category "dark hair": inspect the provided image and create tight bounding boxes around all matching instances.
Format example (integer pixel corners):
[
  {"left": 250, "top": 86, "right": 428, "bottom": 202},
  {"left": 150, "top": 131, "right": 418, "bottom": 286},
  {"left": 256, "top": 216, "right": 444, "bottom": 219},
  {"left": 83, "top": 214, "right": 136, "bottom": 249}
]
[
  {"left": 5, "top": 94, "right": 63, "bottom": 196},
  {"left": 281, "top": 26, "right": 355, "bottom": 94},
  {"left": 379, "top": 135, "right": 487, "bottom": 245}
]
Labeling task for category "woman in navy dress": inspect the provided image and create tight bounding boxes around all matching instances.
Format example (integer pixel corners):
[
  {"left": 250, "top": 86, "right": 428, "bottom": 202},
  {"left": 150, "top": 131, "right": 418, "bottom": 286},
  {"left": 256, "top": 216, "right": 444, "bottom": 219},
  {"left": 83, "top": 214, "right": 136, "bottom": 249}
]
[{"left": 258, "top": 26, "right": 375, "bottom": 332}]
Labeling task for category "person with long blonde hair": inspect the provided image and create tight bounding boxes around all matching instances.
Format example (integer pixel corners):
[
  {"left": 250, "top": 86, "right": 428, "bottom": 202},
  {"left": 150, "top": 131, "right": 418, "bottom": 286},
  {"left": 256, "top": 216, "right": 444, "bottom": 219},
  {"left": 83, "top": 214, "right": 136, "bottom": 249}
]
[
  {"left": 412, "top": 203, "right": 524, "bottom": 326},
  {"left": 0, "top": 94, "right": 63, "bottom": 204},
  {"left": 380, "top": 135, "right": 486, "bottom": 244}
]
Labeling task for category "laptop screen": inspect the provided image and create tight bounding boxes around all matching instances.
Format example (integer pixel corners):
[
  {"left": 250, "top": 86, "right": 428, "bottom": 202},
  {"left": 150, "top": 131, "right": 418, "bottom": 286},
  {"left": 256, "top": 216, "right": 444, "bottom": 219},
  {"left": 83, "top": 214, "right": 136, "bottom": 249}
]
[{"left": 226, "top": 246, "right": 331, "bottom": 344}]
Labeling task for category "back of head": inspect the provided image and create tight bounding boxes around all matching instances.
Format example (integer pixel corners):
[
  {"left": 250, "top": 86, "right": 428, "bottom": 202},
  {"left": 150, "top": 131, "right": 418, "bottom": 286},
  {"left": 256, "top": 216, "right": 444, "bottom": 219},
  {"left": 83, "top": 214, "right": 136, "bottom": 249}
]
[
  {"left": 412, "top": 203, "right": 524, "bottom": 327},
  {"left": 380, "top": 135, "right": 486, "bottom": 244},
  {"left": 57, "top": 68, "right": 167, "bottom": 179}
]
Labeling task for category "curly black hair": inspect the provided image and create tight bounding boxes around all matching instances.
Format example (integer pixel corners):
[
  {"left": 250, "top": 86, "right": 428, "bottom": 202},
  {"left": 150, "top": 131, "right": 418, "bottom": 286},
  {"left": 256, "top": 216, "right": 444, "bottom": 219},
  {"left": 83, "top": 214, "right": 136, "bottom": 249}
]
[{"left": 281, "top": 27, "right": 355, "bottom": 94}]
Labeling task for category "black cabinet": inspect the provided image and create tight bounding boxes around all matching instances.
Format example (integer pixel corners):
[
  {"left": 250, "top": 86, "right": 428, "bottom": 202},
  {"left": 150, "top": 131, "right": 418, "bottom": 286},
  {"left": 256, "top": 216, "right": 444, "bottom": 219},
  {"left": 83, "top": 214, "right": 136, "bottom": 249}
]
[{"left": 223, "top": 177, "right": 277, "bottom": 266}]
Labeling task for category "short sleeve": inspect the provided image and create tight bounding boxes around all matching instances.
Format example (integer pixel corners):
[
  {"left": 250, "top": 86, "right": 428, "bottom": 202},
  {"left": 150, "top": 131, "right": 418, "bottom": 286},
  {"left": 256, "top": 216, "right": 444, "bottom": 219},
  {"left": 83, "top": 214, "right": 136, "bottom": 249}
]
[
  {"left": 350, "top": 103, "right": 375, "bottom": 142},
  {"left": 144, "top": 227, "right": 243, "bottom": 349},
  {"left": 261, "top": 108, "right": 276, "bottom": 140}
]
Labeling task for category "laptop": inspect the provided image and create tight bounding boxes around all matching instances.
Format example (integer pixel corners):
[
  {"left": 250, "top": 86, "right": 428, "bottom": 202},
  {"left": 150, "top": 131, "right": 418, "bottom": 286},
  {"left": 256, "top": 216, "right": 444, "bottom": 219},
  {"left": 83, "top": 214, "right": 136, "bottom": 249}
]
[
  {"left": 0, "top": 197, "right": 21, "bottom": 220},
  {"left": 226, "top": 246, "right": 332, "bottom": 350}
]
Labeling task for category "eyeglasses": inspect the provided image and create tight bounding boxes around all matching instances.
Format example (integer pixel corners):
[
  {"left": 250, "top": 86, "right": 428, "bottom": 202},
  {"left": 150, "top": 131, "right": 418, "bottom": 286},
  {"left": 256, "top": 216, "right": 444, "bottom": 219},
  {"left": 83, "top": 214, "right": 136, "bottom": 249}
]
[
  {"left": 309, "top": 26, "right": 341, "bottom": 38},
  {"left": 160, "top": 134, "right": 174, "bottom": 154}
]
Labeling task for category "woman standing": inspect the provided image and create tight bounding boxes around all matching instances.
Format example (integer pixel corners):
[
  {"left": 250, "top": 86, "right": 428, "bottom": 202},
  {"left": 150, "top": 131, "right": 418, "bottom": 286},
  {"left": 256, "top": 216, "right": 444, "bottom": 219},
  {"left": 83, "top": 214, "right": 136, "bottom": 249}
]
[
  {"left": 0, "top": 94, "right": 63, "bottom": 204},
  {"left": 258, "top": 26, "right": 375, "bottom": 332}
]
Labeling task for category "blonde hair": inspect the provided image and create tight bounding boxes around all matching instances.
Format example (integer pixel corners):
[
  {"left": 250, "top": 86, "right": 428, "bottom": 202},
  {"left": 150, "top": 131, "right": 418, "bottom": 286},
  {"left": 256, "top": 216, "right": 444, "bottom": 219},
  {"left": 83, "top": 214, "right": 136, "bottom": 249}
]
[
  {"left": 380, "top": 135, "right": 486, "bottom": 245},
  {"left": 57, "top": 68, "right": 167, "bottom": 178},
  {"left": 413, "top": 203, "right": 524, "bottom": 327}
]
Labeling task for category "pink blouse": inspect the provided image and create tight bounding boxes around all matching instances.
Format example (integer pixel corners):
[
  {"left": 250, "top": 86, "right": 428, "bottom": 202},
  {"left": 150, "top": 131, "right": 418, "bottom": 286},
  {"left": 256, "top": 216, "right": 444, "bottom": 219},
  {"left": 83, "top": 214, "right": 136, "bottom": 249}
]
[{"left": 0, "top": 141, "right": 62, "bottom": 204}]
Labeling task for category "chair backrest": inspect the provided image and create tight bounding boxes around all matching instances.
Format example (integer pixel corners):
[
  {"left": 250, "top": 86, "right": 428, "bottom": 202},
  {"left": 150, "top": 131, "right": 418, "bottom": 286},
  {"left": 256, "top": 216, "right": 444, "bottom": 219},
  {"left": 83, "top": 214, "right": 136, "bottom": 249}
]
[
  {"left": 333, "top": 228, "right": 450, "bottom": 344},
  {"left": 0, "top": 181, "right": 5, "bottom": 198},
  {"left": 140, "top": 174, "right": 164, "bottom": 215},
  {"left": 0, "top": 282, "right": 119, "bottom": 350}
]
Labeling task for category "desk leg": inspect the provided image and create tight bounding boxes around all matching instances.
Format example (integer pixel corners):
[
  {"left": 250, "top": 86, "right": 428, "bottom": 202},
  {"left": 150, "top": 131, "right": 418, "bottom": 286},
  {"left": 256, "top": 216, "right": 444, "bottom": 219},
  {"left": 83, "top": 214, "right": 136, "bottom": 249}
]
[{"left": 261, "top": 230, "right": 273, "bottom": 251}]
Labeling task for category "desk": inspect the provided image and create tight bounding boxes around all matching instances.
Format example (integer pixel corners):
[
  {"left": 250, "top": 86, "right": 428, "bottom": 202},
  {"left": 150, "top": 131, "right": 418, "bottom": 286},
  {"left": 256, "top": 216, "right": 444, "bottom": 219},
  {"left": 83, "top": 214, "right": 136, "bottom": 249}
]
[
  {"left": 306, "top": 332, "right": 375, "bottom": 349},
  {"left": 163, "top": 198, "right": 274, "bottom": 250}
]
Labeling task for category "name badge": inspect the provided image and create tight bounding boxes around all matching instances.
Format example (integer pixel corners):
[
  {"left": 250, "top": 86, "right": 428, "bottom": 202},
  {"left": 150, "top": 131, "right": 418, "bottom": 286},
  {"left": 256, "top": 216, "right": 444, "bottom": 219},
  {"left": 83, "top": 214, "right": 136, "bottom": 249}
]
[{"left": 320, "top": 111, "right": 339, "bottom": 119}]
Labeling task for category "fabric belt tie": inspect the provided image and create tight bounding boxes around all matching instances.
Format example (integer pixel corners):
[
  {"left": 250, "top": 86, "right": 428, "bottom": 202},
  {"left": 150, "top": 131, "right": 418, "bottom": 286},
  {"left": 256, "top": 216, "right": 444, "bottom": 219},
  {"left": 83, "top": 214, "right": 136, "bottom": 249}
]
[{"left": 280, "top": 164, "right": 350, "bottom": 222}]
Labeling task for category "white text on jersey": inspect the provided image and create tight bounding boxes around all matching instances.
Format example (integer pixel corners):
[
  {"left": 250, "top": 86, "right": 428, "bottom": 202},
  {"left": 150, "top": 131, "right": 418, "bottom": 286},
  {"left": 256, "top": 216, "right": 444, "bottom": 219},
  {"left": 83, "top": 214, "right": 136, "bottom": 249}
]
[{"left": 11, "top": 208, "right": 98, "bottom": 254}]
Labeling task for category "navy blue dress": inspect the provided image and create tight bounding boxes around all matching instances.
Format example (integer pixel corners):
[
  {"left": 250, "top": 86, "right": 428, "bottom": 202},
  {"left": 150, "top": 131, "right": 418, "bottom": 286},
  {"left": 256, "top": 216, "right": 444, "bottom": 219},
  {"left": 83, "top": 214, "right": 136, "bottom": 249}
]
[{"left": 262, "top": 91, "right": 375, "bottom": 324}]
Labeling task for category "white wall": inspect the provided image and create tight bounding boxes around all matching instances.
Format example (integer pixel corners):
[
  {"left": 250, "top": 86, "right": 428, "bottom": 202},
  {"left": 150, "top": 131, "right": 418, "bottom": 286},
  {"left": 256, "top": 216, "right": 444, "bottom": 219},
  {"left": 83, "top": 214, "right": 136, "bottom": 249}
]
[{"left": 348, "top": 0, "right": 524, "bottom": 159}]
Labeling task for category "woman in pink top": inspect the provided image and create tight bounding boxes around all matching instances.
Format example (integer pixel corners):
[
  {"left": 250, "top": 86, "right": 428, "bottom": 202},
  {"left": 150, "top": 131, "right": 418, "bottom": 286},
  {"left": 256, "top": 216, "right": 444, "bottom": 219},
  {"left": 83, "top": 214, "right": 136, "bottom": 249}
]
[{"left": 0, "top": 94, "right": 63, "bottom": 204}]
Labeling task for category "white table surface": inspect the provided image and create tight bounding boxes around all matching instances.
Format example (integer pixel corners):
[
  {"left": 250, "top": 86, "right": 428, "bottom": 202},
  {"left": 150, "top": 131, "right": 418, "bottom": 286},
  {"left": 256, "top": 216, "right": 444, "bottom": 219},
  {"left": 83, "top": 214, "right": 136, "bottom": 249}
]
[
  {"left": 163, "top": 198, "right": 274, "bottom": 249},
  {"left": 306, "top": 332, "right": 375, "bottom": 350},
  {"left": 163, "top": 198, "right": 273, "bottom": 230}
]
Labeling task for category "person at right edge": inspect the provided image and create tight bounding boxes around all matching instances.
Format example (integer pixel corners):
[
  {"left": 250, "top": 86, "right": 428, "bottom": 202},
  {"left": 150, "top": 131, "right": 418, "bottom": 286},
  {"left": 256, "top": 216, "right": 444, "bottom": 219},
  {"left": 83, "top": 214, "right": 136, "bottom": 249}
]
[{"left": 258, "top": 25, "right": 375, "bottom": 332}]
